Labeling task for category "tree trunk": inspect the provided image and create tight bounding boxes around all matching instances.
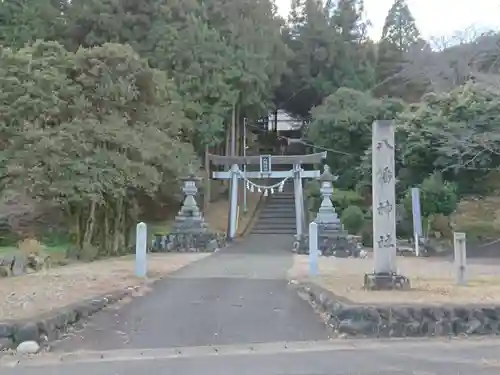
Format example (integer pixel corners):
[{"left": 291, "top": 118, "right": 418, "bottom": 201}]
[
  {"left": 82, "top": 201, "right": 96, "bottom": 247},
  {"left": 122, "top": 199, "right": 130, "bottom": 253},
  {"left": 69, "top": 204, "right": 82, "bottom": 248},
  {"left": 235, "top": 105, "right": 241, "bottom": 156},
  {"left": 204, "top": 145, "right": 210, "bottom": 212},
  {"left": 112, "top": 198, "right": 124, "bottom": 255},
  {"left": 103, "top": 204, "right": 110, "bottom": 253}
]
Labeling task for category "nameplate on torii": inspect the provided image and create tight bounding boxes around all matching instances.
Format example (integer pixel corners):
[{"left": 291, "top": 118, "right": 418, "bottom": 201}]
[{"left": 260, "top": 155, "right": 272, "bottom": 174}]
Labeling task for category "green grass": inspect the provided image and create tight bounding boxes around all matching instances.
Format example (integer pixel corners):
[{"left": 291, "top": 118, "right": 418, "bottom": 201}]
[
  {"left": 148, "top": 220, "right": 173, "bottom": 236},
  {"left": 0, "top": 246, "right": 17, "bottom": 254},
  {"left": 43, "top": 244, "right": 70, "bottom": 254},
  {"left": 0, "top": 221, "right": 173, "bottom": 257},
  {"left": 128, "top": 220, "right": 173, "bottom": 246},
  {"left": 0, "top": 244, "right": 69, "bottom": 255}
]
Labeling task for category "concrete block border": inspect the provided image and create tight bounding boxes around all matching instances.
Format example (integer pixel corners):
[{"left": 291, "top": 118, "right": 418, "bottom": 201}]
[
  {"left": 295, "top": 281, "right": 500, "bottom": 338},
  {"left": 0, "top": 288, "right": 136, "bottom": 351}
]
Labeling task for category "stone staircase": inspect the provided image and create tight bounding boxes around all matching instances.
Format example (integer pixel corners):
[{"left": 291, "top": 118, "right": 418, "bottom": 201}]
[
  {"left": 249, "top": 140, "right": 308, "bottom": 236},
  {"left": 251, "top": 177, "right": 297, "bottom": 235}
]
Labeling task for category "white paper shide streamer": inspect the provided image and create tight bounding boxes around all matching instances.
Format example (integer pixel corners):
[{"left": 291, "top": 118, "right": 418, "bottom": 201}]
[{"left": 237, "top": 169, "right": 289, "bottom": 196}]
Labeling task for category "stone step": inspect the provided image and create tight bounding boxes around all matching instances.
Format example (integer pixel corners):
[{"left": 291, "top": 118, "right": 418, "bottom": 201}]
[
  {"left": 260, "top": 205, "right": 295, "bottom": 211},
  {"left": 253, "top": 218, "right": 296, "bottom": 224},
  {"left": 259, "top": 212, "right": 296, "bottom": 218},
  {"left": 262, "top": 204, "right": 294, "bottom": 208},
  {"left": 257, "top": 210, "right": 296, "bottom": 216},
  {"left": 265, "top": 195, "right": 295, "bottom": 200},
  {"left": 252, "top": 227, "right": 296, "bottom": 233},
  {"left": 262, "top": 206, "right": 294, "bottom": 210},
  {"left": 251, "top": 228, "right": 297, "bottom": 234},
  {"left": 259, "top": 209, "right": 296, "bottom": 216},
  {"left": 255, "top": 221, "right": 296, "bottom": 227},
  {"left": 254, "top": 225, "right": 296, "bottom": 231},
  {"left": 256, "top": 221, "right": 296, "bottom": 227},
  {"left": 260, "top": 203, "right": 295, "bottom": 209},
  {"left": 260, "top": 204, "right": 295, "bottom": 210},
  {"left": 263, "top": 197, "right": 295, "bottom": 202},
  {"left": 257, "top": 212, "right": 296, "bottom": 218},
  {"left": 256, "top": 212, "right": 296, "bottom": 219},
  {"left": 262, "top": 198, "right": 294, "bottom": 203}
]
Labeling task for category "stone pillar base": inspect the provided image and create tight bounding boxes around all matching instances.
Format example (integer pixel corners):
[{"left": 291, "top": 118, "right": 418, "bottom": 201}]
[
  {"left": 293, "top": 236, "right": 309, "bottom": 254},
  {"left": 152, "top": 232, "right": 227, "bottom": 253},
  {"left": 363, "top": 272, "right": 410, "bottom": 290}
]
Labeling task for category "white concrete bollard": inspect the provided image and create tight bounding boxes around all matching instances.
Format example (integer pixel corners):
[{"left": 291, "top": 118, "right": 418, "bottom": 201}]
[
  {"left": 453, "top": 232, "right": 467, "bottom": 285},
  {"left": 309, "top": 222, "right": 319, "bottom": 277},
  {"left": 135, "top": 222, "right": 147, "bottom": 278}
]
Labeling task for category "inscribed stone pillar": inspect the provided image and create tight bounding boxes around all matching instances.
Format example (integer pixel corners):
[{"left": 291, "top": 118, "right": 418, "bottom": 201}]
[{"left": 372, "top": 120, "right": 397, "bottom": 273}]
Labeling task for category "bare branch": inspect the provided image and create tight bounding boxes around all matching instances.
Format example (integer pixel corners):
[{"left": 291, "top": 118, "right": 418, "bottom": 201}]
[{"left": 373, "top": 26, "right": 500, "bottom": 94}]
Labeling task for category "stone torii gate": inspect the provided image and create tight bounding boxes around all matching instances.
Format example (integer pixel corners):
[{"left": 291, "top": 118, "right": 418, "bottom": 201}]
[{"left": 209, "top": 152, "right": 326, "bottom": 240}]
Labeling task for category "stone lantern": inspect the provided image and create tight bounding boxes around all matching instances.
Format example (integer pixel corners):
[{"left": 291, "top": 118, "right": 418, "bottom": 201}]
[
  {"left": 172, "top": 174, "right": 208, "bottom": 234},
  {"left": 312, "top": 165, "right": 358, "bottom": 257},
  {"left": 151, "top": 172, "right": 226, "bottom": 253},
  {"left": 314, "top": 165, "right": 341, "bottom": 227}
]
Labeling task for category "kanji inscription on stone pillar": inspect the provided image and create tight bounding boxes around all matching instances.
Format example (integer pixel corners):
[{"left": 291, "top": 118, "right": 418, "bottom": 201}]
[{"left": 372, "top": 120, "right": 397, "bottom": 273}]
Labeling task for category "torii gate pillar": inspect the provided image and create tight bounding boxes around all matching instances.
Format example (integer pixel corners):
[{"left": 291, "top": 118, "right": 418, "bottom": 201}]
[
  {"left": 293, "top": 163, "right": 306, "bottom": 240},
  {"left": 228, "top": 163, "right": 239, "bottom": 240}
]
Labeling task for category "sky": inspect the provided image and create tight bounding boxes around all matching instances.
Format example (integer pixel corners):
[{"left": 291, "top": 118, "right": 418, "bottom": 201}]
[{"left": 275, "top": 0, "right": 500, "bottom": 41}]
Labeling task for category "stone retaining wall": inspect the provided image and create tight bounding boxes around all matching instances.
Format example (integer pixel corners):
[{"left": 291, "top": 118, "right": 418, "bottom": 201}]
[
  {"left": 152, "top": 232, "right": 227, "bottom": 253},
  {"left": 0, "top": 252, "right": 51, "bottom": 278},
  {"left": 0, "top": 289, "right": 133, "bottom": 351},
  {"left": 293, "top": 234, "right": 364, "bottom": 258},
  {"left": 298, "top": 282, "right": 500, "bottom": 337}
]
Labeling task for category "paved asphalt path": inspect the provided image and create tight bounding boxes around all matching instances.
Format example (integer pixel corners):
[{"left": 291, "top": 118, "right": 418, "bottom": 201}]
[
  {"left": 50, "top": 234, "right": 330, "bottom": 351},
  {"left": 3, "top": 234, "right": 500, "bottom": 374},
  {"left": 3, "top": 337, "right": 500, "bottom": 374}
]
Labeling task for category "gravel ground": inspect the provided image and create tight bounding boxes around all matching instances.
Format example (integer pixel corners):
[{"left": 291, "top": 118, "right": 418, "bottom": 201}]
[
  {"left": 0, "top": 253, "right": 209, "bottom": 321},
  {"left": 288, "top": 254, "right": 500, "bottom": 305}
]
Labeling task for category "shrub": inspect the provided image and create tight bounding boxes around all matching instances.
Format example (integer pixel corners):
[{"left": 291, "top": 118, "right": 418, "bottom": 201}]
[
  {"left": 403, "top": 173, "right": 458, "bottom": 218},
  {"left": 361, "top": 219, "right": 373, "bottom": 246},
  {"left": 341, "top": 205, "right": 365, "bottom": 234},
  {"left": 305, "top": 180, "right": 365, "bottom": 215},
  {"left": 429, "top": 213, "right": 453, "bottom": 239}
]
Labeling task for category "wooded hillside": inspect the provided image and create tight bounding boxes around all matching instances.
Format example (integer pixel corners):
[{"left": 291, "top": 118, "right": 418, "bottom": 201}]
[{"left": 0, "top": 0, "right": 499, "bottom": 255}]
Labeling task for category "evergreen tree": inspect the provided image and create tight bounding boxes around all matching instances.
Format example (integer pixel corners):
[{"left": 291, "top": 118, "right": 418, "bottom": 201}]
[
  {"left": 374, "top": 0, "right": 425, "bottom": 99},
  {"left": 380, "top": 0, "right": 421, "bottom": 52},
  {"left": 202, "top": 0, "right": 288, "bottom": 117},
  {"left": 0, "top": 0, "right": 64, "bottom": 48},
  {"left": 276, "top": 0, "right": 374, "bottom": 118},
  {"left": 276, "top": 0, "right": 333, "bottom": 118},
  {"left": 328, "top": 0, "right": 376, "bottom": 91}
]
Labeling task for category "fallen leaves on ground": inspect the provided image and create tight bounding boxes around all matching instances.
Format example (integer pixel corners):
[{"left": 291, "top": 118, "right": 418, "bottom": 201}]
[{"left": 288, "top": 254, "right": 500, "bottom": 305}]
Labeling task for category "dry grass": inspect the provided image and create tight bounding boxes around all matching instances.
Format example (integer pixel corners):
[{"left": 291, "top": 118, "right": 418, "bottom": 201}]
[
  {"left": 289, "top": 254, "right": 500, "bottom": 306},
  {"left": 17, "top": 239, "right": 44, "bottom": 256},
  {"left": 452, "top": 196, "right": 500, "bottom": 240},
  {"left": 0, "top": 253, "right": 209, "bottom": 321},
  {"left": 204, "top": 186, "right": 262, "bottom": 236}
]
